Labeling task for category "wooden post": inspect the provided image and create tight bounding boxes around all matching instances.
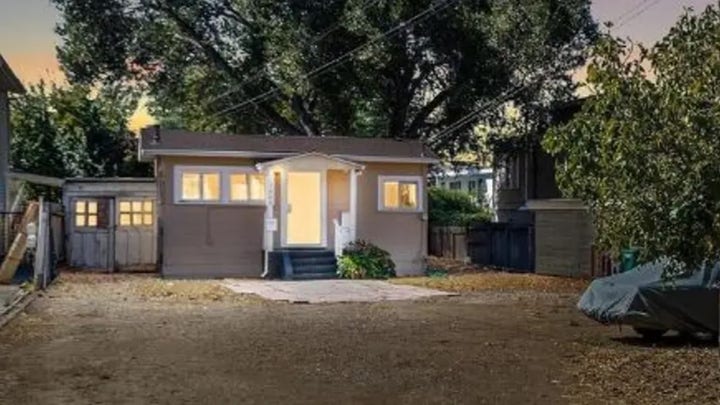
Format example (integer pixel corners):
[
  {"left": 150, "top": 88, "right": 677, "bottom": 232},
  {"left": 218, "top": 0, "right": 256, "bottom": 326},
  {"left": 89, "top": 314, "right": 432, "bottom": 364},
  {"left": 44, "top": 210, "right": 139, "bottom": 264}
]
[{"left": 34, "top": 199, "right": 49, "bottom": 289}]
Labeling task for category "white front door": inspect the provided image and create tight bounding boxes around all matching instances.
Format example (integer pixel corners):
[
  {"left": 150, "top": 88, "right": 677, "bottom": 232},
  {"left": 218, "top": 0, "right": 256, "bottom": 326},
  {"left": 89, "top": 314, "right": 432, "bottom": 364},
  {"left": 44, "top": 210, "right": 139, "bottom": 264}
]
[{"left": 284, "top": 171, "right": 325, "bottom": 247}]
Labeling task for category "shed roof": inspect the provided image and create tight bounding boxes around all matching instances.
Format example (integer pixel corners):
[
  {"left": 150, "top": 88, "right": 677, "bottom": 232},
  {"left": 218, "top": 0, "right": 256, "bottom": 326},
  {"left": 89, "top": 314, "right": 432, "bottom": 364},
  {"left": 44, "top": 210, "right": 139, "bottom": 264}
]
[
  {"left": 0, "top": 55, "right": 25, "bottom": 94},
  {"left": 139, "top": 128, "right": 438, "bottom": 164}
]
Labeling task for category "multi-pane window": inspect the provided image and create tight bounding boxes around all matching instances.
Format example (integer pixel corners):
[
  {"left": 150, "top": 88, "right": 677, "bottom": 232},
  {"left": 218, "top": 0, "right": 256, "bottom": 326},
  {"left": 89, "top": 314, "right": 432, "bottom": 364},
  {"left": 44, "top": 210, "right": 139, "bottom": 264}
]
[
  {"left": 175, "top": 166, "right": 265, "bottom": 204},
  {"left": 119, "top": 200, "right": 154, "bottom": 226},
  {"left": 449, "top": 181, "right": 462, "bottom": 190},
  {"left": 230, "top": 173, "right": 266, "bottom": 203},
  {"left": 75, "top": 200, "right": 98, "bottom": 227},
  {"left": 379, "top": 176, "right": 422, "bottom": 212},
  {"left": 181, "top": 171, "right": 220, "bottom": 201}
]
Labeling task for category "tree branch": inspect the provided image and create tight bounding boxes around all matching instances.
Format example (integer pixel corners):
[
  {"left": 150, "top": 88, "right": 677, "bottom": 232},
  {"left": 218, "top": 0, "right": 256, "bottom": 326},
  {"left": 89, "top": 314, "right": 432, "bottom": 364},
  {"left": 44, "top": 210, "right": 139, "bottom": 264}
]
[
  {"left": 404, "top": 84, "right": 461, "bottom": 138},
  {"left": 151, "top": 1, "right": 303, "bottom": 134}
]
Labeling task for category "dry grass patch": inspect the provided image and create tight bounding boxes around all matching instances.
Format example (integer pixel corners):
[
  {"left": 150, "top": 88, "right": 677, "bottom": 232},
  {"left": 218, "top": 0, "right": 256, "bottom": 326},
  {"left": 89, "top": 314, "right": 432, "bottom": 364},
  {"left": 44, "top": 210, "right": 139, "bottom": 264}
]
[
  {"left": 567, "top": 339, "right": 719, "bottom": 404},
  {"left": 53, "top": 271, "right": 264, "bottom": 304},
  {"left": 392, "top": 272, "right": 589, "bottom": 294},
  {"left": 131, "top": 278, "right": 264, "bottom": 304}
]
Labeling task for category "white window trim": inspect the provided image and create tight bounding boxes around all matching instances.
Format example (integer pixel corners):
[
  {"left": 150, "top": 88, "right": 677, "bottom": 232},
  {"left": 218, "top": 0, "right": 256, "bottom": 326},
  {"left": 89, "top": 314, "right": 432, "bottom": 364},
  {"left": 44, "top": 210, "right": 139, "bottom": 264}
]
[
  {"left": 226, "top": 169, "right": 267, "bottom": 205},
  {"left": 377, "top": 175, "right": 424, "bottom": 213},
  {"left": 173, "top": 165, "right": 266, "bottom": 205}
]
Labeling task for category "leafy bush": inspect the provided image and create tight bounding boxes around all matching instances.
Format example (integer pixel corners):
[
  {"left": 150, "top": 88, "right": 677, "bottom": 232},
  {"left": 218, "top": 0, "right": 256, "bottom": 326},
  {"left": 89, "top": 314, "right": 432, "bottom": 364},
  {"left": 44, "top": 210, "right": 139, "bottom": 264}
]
[
  {"left": 428, "top": 187, "right": 492, "bottom": 226},
  {"left": 337, "top": 240, "right": 396, "bottom": 279}
]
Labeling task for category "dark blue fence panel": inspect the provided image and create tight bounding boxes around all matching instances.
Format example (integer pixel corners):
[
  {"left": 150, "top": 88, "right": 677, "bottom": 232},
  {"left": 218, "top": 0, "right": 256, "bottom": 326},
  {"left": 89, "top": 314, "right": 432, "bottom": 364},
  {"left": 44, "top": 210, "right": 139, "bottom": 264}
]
[{"left": 467, "top": 223, "right": 534, "bottom": 272}]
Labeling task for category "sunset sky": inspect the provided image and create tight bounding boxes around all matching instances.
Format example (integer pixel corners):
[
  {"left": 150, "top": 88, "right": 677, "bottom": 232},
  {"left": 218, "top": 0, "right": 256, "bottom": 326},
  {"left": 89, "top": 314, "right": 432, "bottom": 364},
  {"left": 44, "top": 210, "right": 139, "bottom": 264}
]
[{"left": 0, "top": 0, "right": 716, "bottom": 130}]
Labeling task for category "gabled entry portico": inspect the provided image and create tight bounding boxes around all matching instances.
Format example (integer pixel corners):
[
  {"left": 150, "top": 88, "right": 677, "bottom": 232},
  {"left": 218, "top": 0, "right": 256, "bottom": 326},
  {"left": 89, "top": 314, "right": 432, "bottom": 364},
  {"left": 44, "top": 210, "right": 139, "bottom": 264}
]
[{"left": 257, "top": 153, "right": 364, "bottom": 278}]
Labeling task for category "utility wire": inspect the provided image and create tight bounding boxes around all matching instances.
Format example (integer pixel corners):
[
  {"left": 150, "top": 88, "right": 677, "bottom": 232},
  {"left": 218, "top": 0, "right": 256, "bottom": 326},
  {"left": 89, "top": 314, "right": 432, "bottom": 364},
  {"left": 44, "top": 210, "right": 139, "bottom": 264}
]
[
  {"left": 615, "top": 0, "right": 665, "bottom": 29},
  {"left": 210, "top": 0, "right": 461, "bottom": 119},
  {"left": 207, "top": 0, "right": 384, "bottom": 106}
]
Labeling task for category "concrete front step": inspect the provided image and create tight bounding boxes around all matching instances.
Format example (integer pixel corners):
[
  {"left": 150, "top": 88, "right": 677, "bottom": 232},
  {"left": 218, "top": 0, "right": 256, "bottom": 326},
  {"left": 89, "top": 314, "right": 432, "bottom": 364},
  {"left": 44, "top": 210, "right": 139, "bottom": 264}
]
[
  {"left": 281, "top": 249, "right": 338, "bottom": 280},
  {"left": 292, "top": 272, "right": 339, "bottom": 280},
  {"left": 293, "top": 264, "right": 337, "bottom": 275}
]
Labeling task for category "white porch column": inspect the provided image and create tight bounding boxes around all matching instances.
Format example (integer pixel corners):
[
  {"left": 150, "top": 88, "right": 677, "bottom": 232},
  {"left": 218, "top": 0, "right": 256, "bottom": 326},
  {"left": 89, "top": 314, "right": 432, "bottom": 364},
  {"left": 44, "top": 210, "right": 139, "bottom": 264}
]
[
  {"left": 349, "top": 168, "right": 358, "bottom": 242},
  {"left": 261, "top": 169, "right": 276, "bottom": 277}
]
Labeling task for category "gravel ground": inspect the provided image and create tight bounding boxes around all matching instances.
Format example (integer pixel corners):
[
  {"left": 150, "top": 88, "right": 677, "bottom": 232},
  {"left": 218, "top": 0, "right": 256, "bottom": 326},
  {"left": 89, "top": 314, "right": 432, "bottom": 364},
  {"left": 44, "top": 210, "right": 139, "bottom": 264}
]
[{"left": 0, "top": 272, "right": 716, "bottom": 404}]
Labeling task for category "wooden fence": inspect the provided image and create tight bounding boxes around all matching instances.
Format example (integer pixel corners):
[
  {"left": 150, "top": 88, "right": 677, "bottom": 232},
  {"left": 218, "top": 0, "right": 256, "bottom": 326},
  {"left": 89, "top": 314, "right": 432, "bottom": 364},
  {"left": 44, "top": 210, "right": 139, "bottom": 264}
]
[
  {"left": 429, "top": 223, "right": 534, "bottom": 272},
  {"left": 428, "top": 226, "right": 468, "bottom": 261}
]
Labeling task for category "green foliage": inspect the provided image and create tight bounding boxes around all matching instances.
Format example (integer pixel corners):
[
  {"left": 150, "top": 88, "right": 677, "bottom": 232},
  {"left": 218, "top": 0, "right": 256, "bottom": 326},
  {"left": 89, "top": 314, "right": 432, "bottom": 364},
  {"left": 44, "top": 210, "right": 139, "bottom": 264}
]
[
  {"left": 428, "top": 187, "right": 492, "bottom": 226},
  {"left": 337, "top": 240, "right": 396, "bottom": 279},
  {"left": 52, "top": 0, "right": 596, "bottom": 159},
  {"left": 543, "top": 5, "right": 720, "bottom": 273},
  {"left": 10, "top": 82, "right": 151, "bottom": 200}
]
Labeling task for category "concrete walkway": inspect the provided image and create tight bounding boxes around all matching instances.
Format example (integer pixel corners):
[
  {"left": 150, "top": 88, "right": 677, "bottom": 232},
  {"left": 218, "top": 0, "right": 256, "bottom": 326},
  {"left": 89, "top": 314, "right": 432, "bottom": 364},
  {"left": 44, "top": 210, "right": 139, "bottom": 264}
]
[{"left": 222, "top": 279, "right": 455, "bottom": 303}]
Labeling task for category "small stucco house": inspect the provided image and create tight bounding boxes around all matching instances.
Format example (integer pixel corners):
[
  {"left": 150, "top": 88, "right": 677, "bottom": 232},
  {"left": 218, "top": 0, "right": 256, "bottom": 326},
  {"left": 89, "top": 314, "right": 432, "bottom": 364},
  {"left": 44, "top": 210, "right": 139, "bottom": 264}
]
[{"left": 138, "top": 128, "right": 438, "bottom": 279}]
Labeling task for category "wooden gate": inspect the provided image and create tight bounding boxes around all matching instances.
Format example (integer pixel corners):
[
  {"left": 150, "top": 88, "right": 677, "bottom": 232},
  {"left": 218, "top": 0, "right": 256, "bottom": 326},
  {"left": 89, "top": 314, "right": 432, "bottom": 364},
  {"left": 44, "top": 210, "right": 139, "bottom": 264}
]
[
  {"left": 467, "top": 223, "right": 534, "bottom": 272},
  {"left": 114, "top": 198, "right": 156, "bottom": 271}
]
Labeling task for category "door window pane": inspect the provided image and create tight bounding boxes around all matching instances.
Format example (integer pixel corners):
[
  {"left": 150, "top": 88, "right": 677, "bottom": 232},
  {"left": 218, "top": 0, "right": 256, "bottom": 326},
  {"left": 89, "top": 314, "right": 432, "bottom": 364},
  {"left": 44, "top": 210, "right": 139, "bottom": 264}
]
[{"left": 87, "top": 215, "right": 98, "bottom": 227}]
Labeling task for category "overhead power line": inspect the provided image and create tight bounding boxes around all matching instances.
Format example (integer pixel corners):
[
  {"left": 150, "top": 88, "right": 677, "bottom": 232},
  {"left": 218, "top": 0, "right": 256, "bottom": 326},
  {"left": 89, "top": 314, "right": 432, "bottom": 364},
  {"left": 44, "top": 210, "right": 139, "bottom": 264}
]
[
  {"left": 615, "top": 0, "right": 665, "bottom": 29},
  {"left": 210, "top": 0, "right": 461, "bottom": 120},
  {"left": 207, "top": 0, "right": 384, "bottom": 106}
]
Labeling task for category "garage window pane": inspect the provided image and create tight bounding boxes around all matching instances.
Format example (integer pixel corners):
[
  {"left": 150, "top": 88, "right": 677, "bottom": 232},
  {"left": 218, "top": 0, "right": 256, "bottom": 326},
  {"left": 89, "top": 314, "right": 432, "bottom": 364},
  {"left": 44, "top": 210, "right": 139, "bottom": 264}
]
[
  {"left": 87, "top": 215, "right": 97, "bottom": 227},
  {"left": 119, "top": 201, "right": 131, "bottom": 212},
  {"left": 143, "top": 201, "right": 153, "bottom": 213},
  {"left": 87, "top": 202, "right": 98, "bottom": 214},
  {"left": 132, "top": 214, "right": 142, "bottom": 225},
  {"left": 181, "top": 173, "right": 201, "bottom": 200},
  {"left": 75, "top": 201, "right": 86, "bottom": 213},
  {"left": 120, "top": 214, "right": 131, "bottom": 226},
  {"left": 131, "top": 201, "right": 143, "bottom": 212},
  {"left": 143, "top": 214, "right": 153, "bottom": 226},
  {"left": 75, "top": 215, "right": 86, "bottom": 227}
]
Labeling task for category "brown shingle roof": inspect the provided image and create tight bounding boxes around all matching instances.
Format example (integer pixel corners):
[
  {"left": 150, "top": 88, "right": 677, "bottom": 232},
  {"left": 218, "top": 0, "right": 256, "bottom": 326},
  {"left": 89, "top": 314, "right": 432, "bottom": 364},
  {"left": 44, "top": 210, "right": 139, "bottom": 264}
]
[
  {"left": 140, "top": 128, "right": 438, "bottom": 162},
  {"left": 0, "top": 54, "right": 24, "bottom": 93}
]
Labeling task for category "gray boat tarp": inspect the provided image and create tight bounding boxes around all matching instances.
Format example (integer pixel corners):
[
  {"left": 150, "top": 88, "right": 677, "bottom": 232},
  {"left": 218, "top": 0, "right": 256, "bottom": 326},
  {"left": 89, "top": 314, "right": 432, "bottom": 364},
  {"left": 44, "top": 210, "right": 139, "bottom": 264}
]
[{"left": 578, "top": 260, "right": 720, "bottom": 333}]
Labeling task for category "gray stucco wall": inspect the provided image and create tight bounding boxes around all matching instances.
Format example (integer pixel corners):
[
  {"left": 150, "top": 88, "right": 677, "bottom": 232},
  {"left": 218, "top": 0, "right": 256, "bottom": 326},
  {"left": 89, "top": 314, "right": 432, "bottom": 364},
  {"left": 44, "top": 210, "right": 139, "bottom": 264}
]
[
  {"left": 533, "top": 209, "right": 594, "bottom": 278},
  {"left": 158, "top": 156, "right": 265, "bottom": 278},
  {"left": 355, "top": 162, "right": 428, "bottom": 276}
]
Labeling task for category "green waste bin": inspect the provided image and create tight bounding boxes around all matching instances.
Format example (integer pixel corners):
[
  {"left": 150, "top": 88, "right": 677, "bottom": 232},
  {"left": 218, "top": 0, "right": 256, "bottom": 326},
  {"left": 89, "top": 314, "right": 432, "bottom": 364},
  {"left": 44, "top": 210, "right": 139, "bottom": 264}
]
[{"left": 620, "top": 248, "right": 639, "bottom": 272}]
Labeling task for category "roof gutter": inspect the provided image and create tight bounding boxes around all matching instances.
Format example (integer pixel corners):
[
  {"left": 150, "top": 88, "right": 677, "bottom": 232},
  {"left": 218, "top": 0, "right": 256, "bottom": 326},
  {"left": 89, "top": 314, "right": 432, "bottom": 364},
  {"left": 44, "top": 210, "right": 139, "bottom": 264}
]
[{"left": 140, "top": 148, "right": 440, "bottom": 164}]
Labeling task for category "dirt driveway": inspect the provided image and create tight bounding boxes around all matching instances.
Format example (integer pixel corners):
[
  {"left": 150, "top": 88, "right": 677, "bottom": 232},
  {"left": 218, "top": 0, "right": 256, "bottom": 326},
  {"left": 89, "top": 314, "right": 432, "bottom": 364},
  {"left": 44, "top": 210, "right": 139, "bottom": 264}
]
[{"left": 0, "top": 273, "right": 716, "bottom": 404}]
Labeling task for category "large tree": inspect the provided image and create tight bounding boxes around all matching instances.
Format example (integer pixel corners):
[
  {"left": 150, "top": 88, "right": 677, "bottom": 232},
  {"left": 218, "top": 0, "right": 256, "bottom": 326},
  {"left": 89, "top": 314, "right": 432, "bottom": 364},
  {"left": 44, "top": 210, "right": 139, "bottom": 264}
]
[
  {"left": 544, "top": 4, "right": 720, "bottom": 271},
  {"left": 11, "top": 82, "right": 151, "bottom": 183},
  {"left": 52, "top": 0, "right": 596, "bottom": 158}
]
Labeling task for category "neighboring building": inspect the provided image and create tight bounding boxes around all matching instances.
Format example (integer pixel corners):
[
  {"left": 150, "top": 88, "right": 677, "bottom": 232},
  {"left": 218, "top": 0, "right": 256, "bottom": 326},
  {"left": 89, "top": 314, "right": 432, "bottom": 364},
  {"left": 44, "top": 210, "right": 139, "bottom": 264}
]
[
  {"left": 431, "top": 165, "right": 494, "bottom": 210},
  {"left": 135, "top": 128, "right": 438, "bottom": 278},
  {"left": 495, "top": 100, "right": 594, "bottom": 278},
  {"left": 0, "top": 55, "right": 26, "bottom": 255}
]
